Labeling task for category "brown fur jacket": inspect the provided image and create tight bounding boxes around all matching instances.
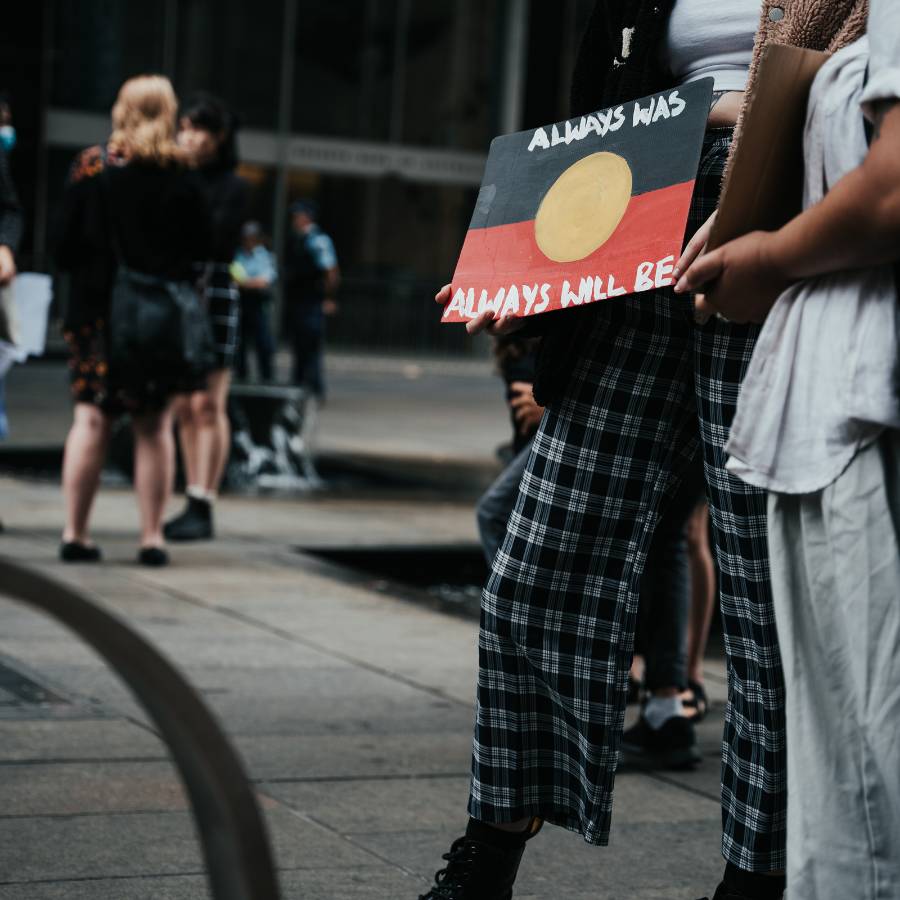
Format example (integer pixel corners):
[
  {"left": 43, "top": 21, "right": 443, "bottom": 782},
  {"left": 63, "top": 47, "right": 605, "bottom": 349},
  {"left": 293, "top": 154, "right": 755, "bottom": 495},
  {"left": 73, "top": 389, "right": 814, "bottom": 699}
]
[{"left": 729, "top": 0, "right": 870, "bottom": 167}]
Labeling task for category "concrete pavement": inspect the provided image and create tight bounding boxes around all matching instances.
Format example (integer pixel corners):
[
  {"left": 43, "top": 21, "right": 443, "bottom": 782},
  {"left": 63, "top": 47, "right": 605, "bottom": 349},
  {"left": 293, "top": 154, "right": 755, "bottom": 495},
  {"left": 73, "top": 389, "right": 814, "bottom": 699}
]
[
  {"left": 0, "top": 474, "right": 727, "bottom": 900},
  {"left": 0, "top": 353, "right": 728, "bottom": 899}
]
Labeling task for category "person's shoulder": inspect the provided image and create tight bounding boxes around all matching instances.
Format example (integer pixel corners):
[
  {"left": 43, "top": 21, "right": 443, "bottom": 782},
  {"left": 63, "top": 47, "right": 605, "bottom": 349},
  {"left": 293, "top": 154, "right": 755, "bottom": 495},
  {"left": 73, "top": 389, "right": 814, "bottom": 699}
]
[
  {"left": 67, "top": 145, "right": 108, "bottom": 185},
  {"left": 309, "top": 229, "right": 335, "bottom": 249}
]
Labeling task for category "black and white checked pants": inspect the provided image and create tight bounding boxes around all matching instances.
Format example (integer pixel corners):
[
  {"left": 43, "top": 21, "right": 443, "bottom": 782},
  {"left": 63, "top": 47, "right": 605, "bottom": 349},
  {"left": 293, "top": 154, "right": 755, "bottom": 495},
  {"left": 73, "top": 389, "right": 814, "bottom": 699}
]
[{"left": 468, "top": 130, "right": 787, "bottom": 873}]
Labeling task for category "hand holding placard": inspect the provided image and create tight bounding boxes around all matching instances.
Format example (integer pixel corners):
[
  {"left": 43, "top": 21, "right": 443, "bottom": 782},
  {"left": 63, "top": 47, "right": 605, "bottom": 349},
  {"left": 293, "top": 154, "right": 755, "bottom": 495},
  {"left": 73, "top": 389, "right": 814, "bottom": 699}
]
[{"left": 441, "top": 79, "right": 713, "bottom": 325}]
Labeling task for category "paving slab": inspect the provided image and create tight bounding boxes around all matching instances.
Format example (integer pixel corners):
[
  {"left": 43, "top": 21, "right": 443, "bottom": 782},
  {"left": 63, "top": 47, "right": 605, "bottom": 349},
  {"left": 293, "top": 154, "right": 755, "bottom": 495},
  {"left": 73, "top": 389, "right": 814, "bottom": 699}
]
[
  {"left": 240, "top": 730, "right": 471, "bottom": 781},
  {"left": 0, "top": 761, "right": 188, "bottom": 816},
  {"left": 0, "top": 719, "right": 166, "bottom": 763},
  {"left": 0, "top": 805, "right": 381, "bottom": 883},
  {"left": 0, "top": 473, "right": 729, "bottom": 899},
  {"left": 0, "top": 867, "right": 424, "bottom": 900}
]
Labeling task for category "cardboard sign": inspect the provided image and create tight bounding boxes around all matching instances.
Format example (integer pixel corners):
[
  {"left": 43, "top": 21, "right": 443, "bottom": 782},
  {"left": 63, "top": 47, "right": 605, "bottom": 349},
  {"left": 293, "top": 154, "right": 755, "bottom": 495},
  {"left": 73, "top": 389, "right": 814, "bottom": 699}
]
[
  {"left": 442, "top": 79, "right": 712, "bottom": 324},
  {"left": 708, "top": 46, "right": 828, "bottom": 252}
]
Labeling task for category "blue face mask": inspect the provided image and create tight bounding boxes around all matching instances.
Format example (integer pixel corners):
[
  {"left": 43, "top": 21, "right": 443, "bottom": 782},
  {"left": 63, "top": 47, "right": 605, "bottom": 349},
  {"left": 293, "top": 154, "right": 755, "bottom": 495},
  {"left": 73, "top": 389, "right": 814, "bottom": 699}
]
[{"left": 0, "top": 126, "right": 16, "bottom": 153}]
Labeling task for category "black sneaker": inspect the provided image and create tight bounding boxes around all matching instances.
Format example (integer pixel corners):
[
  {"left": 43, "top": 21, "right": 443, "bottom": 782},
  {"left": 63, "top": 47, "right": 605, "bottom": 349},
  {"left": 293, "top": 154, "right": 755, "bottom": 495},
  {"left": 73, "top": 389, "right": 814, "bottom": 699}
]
[
  {"left": 419, "top": 820, "right": 542, "bottom": 900},
  {"left": 620, "top": 714, "right": 702, "bottom": 770},
  {"left": 163, "top": 496, "right": 213, "bottom": 542}
]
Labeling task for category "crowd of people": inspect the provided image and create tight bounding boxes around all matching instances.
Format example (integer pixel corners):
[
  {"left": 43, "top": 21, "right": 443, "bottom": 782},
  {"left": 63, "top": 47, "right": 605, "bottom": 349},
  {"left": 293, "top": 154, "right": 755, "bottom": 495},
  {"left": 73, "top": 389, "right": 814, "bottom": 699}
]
[
  {"left": 0, "top": 0, "right": 897, "bottom": 897},
  {"left": 428, "top": 1, "right": 898, "bottom": 900},
  {"left": 50, "top": 75, "right": 339, "bottom": 566}
]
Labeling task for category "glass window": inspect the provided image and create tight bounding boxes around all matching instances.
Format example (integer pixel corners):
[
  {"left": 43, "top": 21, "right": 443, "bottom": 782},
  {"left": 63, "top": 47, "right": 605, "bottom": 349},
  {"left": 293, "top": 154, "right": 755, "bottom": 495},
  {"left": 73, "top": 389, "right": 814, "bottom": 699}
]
[
  {"left": 51, "top": 1, "right": 165, "bottom": 112},
  {"left": 292, "top": 0, "right": 398, "bottom": 141},
  {"left": 399, "top": 0, "right": 503, "bottom": 151},
  {"left": 175, "top": 0, "right": 284, "bottom": 129},
  {"left": 522, "top": 0, "right": 597, "bottom": 129},
  {"left": 291, "top": 0, "right": 505, "bottom": 152},
  {"left": 283, "top": 172, "right": 478, "bottom": 354}
]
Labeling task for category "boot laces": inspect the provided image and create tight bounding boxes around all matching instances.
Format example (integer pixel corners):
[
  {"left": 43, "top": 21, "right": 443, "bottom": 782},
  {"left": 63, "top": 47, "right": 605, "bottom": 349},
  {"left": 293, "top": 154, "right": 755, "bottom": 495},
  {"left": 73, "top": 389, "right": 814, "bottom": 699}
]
[{"left": 419, "top": 836, "right": 486, "bottom": 899}]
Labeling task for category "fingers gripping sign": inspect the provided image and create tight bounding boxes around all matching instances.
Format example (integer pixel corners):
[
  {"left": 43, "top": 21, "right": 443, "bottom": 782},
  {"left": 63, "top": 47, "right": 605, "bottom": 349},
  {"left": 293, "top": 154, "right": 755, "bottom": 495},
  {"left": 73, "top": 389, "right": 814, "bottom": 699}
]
[
  {"left": 435, "top": 284, "right": 525, "bottom": 336},
  {"left": 674, "top": 231, "right": 790, "bottom": 324}
]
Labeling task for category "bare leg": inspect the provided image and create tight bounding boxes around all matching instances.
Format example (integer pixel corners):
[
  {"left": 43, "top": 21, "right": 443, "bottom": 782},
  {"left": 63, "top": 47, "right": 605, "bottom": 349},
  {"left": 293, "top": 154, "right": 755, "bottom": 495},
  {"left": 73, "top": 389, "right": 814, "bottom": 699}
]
[
  {"left": 132, "top": 409, "right": 174, "bottom": 548},
  {"left": 62, "top": 403, "right": 112, "bottom": 544},
  {"left": 190, "top": 368, "right": 232, "bottom": 494},
  {"left": 685, "top": 502, "right": 716, "bottom": 686},
  {"left": 172, "top": 394, "right": 199, "bottom": 489}
]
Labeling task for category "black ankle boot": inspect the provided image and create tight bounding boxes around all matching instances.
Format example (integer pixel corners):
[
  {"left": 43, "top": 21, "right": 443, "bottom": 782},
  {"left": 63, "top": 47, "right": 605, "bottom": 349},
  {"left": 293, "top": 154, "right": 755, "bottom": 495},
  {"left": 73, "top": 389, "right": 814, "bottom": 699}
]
[
  {"left": 419, "top": 819, "right": 542, "bottom": 900},
  {"left": 697, "top": 864, "right": 785, "bottom": 900},
  {"left": 163, "top": 496, "right": 213, "bottom": 542}
]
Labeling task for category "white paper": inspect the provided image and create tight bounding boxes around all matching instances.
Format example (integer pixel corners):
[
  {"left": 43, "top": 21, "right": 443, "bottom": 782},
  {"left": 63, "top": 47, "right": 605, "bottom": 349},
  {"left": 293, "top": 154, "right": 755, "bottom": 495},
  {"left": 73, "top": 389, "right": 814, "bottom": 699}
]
[{"left": 11, "top": 273, "right": 53, "bottom": 358}]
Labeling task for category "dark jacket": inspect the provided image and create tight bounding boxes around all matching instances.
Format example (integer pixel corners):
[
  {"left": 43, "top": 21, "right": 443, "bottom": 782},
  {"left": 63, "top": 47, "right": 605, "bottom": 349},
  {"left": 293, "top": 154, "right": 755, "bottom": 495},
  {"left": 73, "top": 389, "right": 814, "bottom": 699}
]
[
  {"left": 192, "top": 165, "right": 247, "bottom": 264},
  {"left": 54, "top": 146, "right": 116, "bottom": 329},
  {"left": 105, "top": 161, "right": 212, "bottom": 279},
  {"left": 55, "top": 147, "right": 212, "bottom": 329},
  {"left": 497, "top": 336, "right": 540, "bottom": 455},
  {"left": 0, "top": 146, "right": 23, "bottom": 254},
  {"left": 531, "top": 0, "right": 677, "bottom": 406}
]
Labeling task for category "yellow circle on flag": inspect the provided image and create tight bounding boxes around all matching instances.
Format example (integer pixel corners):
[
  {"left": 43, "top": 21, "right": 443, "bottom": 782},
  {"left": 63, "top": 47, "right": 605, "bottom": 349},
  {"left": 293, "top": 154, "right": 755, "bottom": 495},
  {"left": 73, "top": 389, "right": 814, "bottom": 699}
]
[{"left": 534, "top": 152, "right": 633, "bottom": 263}]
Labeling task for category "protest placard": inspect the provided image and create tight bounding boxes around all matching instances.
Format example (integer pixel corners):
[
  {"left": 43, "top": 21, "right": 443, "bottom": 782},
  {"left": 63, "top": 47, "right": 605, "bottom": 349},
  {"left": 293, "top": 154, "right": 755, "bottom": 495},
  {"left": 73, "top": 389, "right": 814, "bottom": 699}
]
[{"left": 442, "top": 79, "right": 712, "bottom": 323}]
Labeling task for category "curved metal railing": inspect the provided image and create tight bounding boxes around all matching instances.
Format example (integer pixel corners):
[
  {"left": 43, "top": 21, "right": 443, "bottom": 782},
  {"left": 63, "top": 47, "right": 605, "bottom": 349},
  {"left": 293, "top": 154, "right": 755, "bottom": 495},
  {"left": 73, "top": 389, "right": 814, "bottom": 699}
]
[{"left": 0, "top": 556, "right": 282, "bottom": 900}]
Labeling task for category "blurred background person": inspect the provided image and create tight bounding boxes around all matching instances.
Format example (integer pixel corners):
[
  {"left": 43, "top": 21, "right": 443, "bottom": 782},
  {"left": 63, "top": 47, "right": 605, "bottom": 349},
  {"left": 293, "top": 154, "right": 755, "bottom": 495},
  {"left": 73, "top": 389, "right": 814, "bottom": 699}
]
[
  {"left": 284, "top": 199, "right": 338, "bottom": 400},
  {"left": 166, "top": 94, "right": 247, "bottom": 542},
  {"left": 683, "top": 497, "right": 716, "bottom": 719},
  {"left": 55, "top": 75, "right": 211, "bottom": 566},
  {"left": 476, "top": 335, "right": 543, "bottom": 565},
  {"left": 0, "top": 90, "right": 23, "bottom": 542},
  {"left": 232, "top": 220, "right": 276, "bottom": 383},
  {"left": 0, "top": 91, "right": 23, "bottom": 445},
  {"left": 622, "top": 462, "right": 711, "bottom": 770}
]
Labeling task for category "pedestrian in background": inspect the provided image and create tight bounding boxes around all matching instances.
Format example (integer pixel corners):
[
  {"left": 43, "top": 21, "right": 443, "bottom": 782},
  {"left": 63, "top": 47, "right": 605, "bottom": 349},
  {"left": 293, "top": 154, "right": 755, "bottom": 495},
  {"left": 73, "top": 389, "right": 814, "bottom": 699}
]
[
  {"left": 476, "top": 336, "right": 543, "bottom": 565},
  {"left": 233, "top": 220, "right": 276, "bottom": 382},
  {"left": 55, "top": 75, "right": 211, "bottom": 566},
  {"left": 622, "top": 461, "right": 710, "bottom": 770},
  {"left": 0, "top": 92, "right": 23, "bottom": 444},
  {"left": 166, "top": 95, "right": 247, "bottom": 542},
  {"left": 0, "top": 91, "right": 23, "bottom": 541},
  {"left": 284, "top": 199, "right": 339, "bottom": 399}
]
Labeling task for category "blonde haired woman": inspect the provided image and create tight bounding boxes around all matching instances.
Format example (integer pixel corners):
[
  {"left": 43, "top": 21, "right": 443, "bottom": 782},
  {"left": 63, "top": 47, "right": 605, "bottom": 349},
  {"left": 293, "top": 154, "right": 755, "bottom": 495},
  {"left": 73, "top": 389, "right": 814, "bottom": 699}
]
[{"left": 56, "top": 75, "right": 211, "bottom": 566}]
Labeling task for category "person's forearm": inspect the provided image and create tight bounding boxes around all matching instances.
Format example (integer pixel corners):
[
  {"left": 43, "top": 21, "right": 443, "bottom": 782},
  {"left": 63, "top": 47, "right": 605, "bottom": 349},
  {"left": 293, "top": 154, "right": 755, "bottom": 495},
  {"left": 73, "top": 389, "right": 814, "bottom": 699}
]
[
  {"left": 323, "top": 267, "right": 340, "bottom": 298},
  {"left": 764, "top": 103, "right": 900, "bottom": 281}
]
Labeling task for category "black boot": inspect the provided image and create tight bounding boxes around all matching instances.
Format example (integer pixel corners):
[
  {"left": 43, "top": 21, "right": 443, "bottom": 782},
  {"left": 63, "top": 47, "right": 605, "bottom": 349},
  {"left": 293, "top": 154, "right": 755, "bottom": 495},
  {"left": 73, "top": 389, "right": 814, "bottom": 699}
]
[
  {"left": 697, "top": 864, "right": 785, "bottom": 900},
  {"left": 419, "top": 818, "right": 542, "bottom": 900},
  {"left": 163, "top": 495, "right": 213, "bottom": 542}
]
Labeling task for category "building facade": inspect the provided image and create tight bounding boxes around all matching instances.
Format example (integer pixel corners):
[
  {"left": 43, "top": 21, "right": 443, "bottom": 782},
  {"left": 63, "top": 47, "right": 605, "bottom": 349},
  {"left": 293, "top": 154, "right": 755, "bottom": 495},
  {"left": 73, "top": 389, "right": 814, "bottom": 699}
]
[{"left": 2, "top": 0, "right": 595, "bottom": 355}]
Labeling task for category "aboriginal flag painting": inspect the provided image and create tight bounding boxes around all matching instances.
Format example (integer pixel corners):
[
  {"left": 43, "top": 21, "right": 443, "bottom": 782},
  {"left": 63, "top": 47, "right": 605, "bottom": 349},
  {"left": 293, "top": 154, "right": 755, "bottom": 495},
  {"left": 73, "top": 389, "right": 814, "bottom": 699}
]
[{"left": 442, "top": 78, "right": 713, "bottom": 323}]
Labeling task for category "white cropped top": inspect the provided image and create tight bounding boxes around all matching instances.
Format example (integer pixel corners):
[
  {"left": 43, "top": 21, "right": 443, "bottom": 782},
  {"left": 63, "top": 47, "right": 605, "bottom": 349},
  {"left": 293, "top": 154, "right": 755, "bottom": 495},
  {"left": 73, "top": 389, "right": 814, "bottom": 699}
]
[{"left": 665, "top": 0, "right": 759, "bottom": 92}]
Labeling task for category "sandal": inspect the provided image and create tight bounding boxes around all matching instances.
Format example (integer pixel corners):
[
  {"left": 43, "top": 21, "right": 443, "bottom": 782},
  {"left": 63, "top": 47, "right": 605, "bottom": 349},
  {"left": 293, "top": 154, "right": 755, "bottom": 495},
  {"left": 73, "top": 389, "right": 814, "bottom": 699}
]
[{"left": 682, "top": 679, "right": 709, "bottom": 722}]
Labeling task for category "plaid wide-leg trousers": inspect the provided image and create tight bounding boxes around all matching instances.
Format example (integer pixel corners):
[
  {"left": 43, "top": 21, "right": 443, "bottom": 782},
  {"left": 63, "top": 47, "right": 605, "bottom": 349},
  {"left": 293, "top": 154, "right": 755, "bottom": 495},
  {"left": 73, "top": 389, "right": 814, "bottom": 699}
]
[{"left": 468, "top": 131, "right": 787, "bottom": 873}]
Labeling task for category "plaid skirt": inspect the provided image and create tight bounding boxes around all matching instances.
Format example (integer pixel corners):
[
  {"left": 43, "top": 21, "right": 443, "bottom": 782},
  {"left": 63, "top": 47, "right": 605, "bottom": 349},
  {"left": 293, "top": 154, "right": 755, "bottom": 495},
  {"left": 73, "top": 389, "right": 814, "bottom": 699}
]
[
  {"left": 469, "top": 128, "right": 787, "bottom": 872},
  {"left": 204, "top": 263, "right": 240, "bottom": 370}
]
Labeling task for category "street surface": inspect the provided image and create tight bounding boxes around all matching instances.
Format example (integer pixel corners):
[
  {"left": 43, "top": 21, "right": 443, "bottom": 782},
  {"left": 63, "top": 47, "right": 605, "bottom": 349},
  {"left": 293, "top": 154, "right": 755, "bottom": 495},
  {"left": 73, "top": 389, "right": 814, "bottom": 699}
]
[{"left": 0, "top": 354, "right": 726, "bottom": 899}]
